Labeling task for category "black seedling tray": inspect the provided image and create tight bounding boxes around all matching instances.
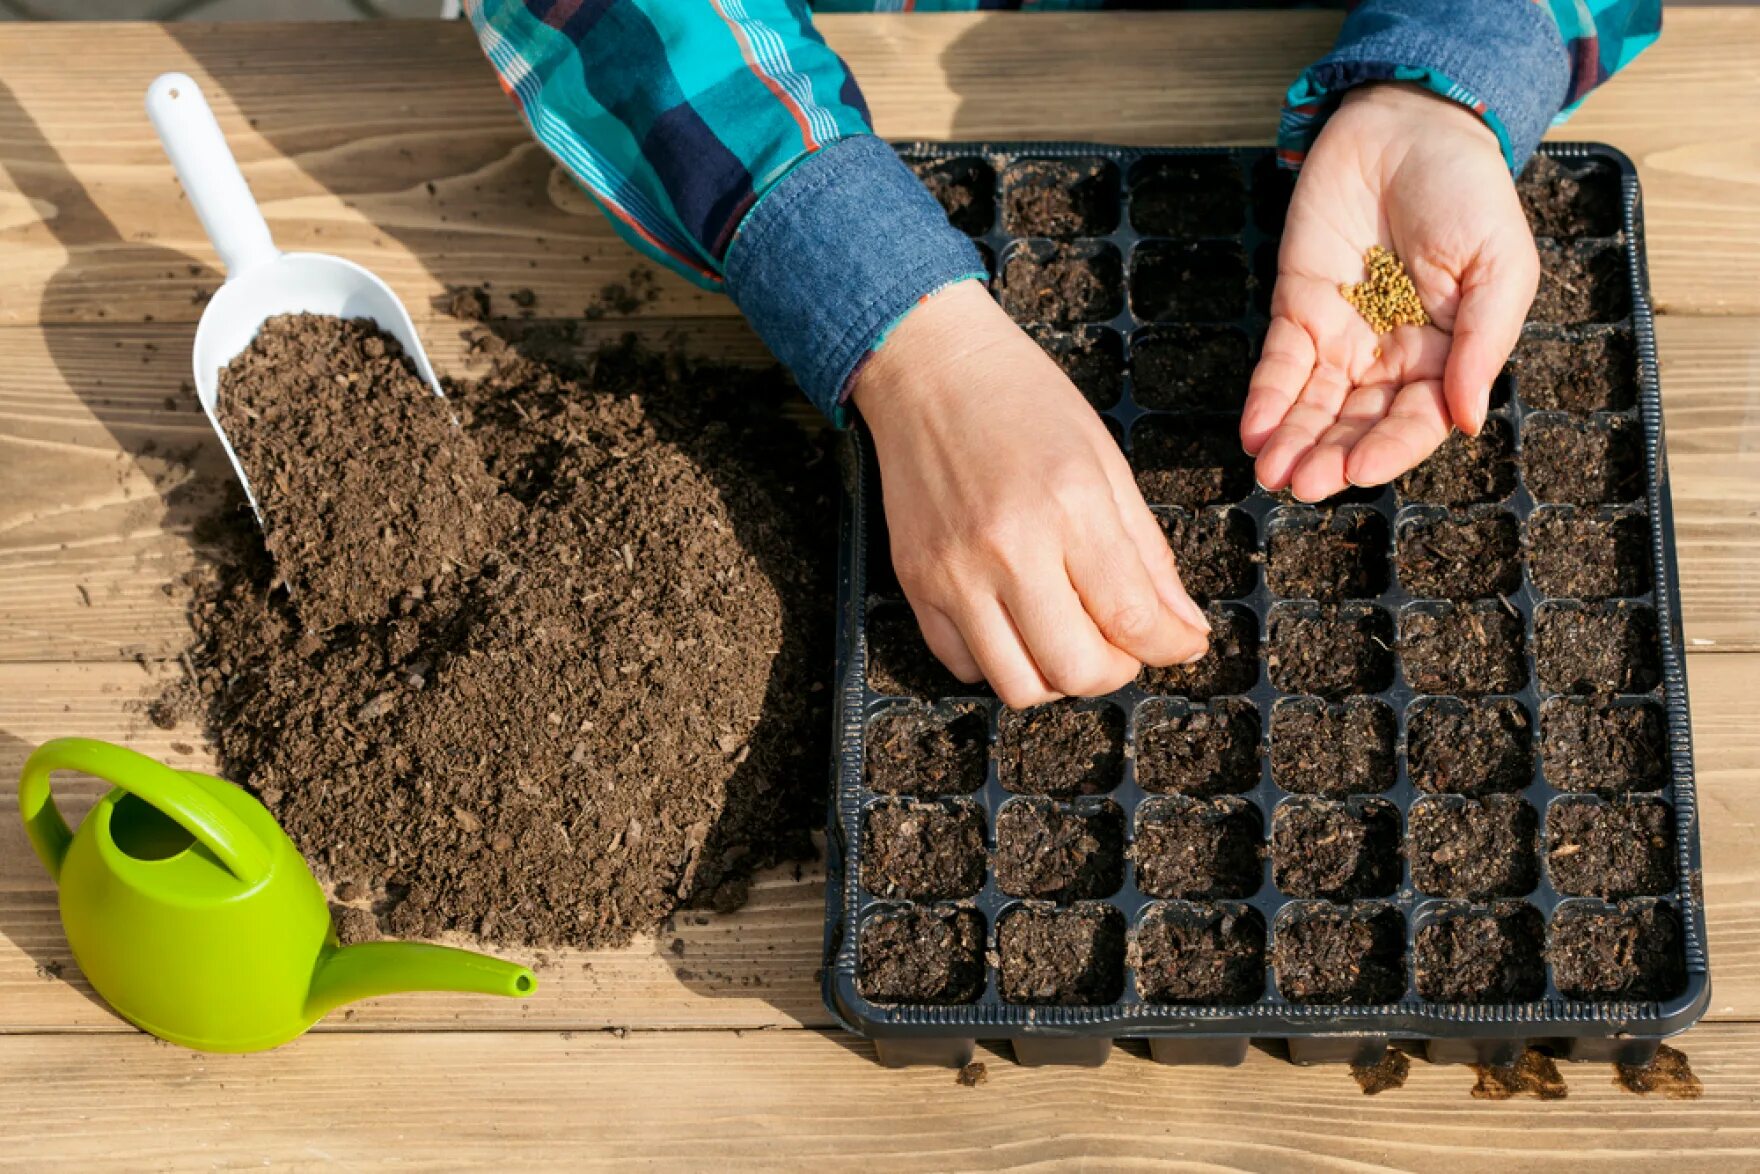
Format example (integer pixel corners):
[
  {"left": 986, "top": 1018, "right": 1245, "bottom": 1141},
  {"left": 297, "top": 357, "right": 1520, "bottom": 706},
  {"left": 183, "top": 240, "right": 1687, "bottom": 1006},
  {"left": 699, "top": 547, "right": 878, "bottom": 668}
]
[{"left": 822, "top": 142, "right": 1709, "bottom": 1069}]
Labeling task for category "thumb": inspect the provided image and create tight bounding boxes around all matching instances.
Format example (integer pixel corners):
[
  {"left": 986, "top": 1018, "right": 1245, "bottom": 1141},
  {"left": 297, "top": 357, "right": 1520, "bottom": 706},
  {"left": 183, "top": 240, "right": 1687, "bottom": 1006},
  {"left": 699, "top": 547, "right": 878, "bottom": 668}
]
[{"left": 1444, "top": 242, "right": 1537, "bottom": 436}]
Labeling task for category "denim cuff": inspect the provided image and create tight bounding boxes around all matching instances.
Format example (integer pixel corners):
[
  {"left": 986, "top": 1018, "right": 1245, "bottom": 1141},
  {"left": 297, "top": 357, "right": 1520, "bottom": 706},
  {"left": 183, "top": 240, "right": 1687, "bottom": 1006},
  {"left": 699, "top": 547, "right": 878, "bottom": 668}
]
[
  {"left": 1279, "top": 0, "right": 1570, "bottom": 173},
  {"left": 724, "top": 135, "right": 987, "bottom": 425}
]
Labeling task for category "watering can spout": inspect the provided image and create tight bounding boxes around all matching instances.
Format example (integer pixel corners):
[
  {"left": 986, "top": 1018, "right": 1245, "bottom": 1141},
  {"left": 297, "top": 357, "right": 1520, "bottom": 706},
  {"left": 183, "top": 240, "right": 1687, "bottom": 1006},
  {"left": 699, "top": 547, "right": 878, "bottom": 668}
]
[{"left": 306, "top": 941, "right": 537, "bottom": 1020}]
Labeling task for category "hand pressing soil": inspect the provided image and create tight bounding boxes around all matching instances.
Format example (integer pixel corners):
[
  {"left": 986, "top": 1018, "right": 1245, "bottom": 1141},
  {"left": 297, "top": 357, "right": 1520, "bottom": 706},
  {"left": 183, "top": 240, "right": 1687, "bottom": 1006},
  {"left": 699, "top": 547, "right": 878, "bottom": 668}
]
[
  {"left": 1541, "top": 699, "right": 1667, "bottom": 796},
  {"left": 1273, "top": 905, "right": 1406, "bottom": 1005},
  {"left": 994, "top": 799, "right": 1124, "bottom": 901},
  {"left": 1132, "top": 796, "right": 1264, "bottom": 900},
  {"left": 1270, "top": 698, "right": 1397, "bottom": 797},
  {"left": 1138, "top": 605, "right": 1259, "bottom": 699},
  {"left": 1546, "top": 799, "right": 1676, "bottom": 898},
  {"left": 1526, "top": 510, "right": 1650, "bottom": 599},
  {"left": 1395, "top": 511, "right": 1521, "bottom": 600},
  {"left": 1408, "top": 796, "right": 1540, "bottom": 899},
  {"left": 1271, "top": 799, "right": 1400, "bottom": 901},
  {"left": 995, "top": 702, "right": 1125, "bottom": 798},
  {"left": 996, "top": 904, "right": 1126, "bottom": 1006},
  {"left": 866, "top": 702, "right": 991, "bottom": 797},
  {"left": 1548, "top": 902, "right": 1684, "bottom": 1002},
  {"left": 1414, "top": 903, "right": 1546, "bottom": 1004},
  {"left": 1408, "top": 698, "right": 1533, "bottom": 796},
  {"left": 1129, "top": 903, "right": 1265, "bottom": 1005},
  {"left": 862, "top": 799, "right": 987, "bottom": 900},
  {"left": 859, "top": 906, "right": 987, "bottom": 1005},
  {"left": 1135, "top": 698, "right": 1261, "bottom": 796}
]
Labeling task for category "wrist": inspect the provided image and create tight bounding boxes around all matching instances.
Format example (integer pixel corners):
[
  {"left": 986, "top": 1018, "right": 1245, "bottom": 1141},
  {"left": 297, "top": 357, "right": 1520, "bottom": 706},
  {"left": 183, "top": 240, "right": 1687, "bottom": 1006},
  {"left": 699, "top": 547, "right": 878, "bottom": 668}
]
[
  {"left": 851, "top": 279, "right": 1001, "bottom": 433},
  {"left": 1340, "top": 82, "right": 1502, "bottom": 154}
]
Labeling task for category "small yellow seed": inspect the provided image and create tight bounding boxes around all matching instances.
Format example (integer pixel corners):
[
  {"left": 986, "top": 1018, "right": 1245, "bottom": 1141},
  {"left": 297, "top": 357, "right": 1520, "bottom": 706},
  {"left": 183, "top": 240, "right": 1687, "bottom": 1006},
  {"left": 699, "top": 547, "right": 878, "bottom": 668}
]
[{"left": 1339, "top": 245, "right": 1431, "bottom": 335}]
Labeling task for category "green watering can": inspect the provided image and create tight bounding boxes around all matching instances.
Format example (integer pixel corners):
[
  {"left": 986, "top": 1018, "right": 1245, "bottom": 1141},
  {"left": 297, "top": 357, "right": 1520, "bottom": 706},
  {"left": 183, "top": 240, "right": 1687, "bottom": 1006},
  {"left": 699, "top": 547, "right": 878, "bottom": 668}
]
[{"left": 18, "top": 738, "right": 536, "bottom": 1052}]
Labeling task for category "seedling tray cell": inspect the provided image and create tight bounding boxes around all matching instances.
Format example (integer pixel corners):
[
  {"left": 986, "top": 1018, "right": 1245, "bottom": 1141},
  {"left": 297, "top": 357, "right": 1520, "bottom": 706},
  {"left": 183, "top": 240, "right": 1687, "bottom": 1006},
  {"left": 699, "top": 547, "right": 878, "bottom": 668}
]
[{"left": 825, "top": 143, "right": 1709, "bottom": 1069}]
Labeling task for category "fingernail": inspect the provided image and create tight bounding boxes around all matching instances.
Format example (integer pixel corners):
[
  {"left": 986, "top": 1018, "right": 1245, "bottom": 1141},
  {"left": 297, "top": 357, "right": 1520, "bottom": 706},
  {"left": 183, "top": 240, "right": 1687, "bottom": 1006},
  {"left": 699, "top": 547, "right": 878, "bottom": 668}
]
[{"left": 1181, "top": 638, "right": 1212, "bottom": 666}]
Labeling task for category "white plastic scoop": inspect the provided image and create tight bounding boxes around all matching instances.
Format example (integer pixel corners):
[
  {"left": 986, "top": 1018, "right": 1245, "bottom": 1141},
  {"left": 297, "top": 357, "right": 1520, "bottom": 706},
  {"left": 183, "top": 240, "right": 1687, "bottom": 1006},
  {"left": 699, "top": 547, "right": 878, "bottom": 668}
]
[{"left": 146, "top": 72, "right": 445, "bottom": 521}]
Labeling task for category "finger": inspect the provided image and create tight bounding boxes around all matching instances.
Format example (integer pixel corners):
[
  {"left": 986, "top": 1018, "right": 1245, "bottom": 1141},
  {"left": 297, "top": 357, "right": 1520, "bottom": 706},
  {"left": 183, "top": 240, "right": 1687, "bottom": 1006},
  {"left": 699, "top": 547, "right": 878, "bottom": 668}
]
[
  {"left": 1241, "top": 316, "right": 1317, "bottom": 454},
  {"left": 1252, "top": 364, "right": 1351, "bottom": 492},
  {"left": 1444, "top": 245, "right": 1536, "bottom": 436},
  {"left": 1094, "top": 447, "right": 1212, "bottom": 633},
  {"left": 1344, "top": 379, "right": 1453, "bottom": 487},
  {"left": 956, "top": 596, "right": 1061, "bottom": 709},
  {"left": 911, "top": 600, "right": 983, "bottom": 684},
  {"left": 1000, "top": 569, "right": 1141, "bottom": 699},
  {"left": 1066, "top": 512, "right": 1210, "bottom": 668},
  {"left": 1287, "top": 383, "right": 1397, "bottom": 503}
]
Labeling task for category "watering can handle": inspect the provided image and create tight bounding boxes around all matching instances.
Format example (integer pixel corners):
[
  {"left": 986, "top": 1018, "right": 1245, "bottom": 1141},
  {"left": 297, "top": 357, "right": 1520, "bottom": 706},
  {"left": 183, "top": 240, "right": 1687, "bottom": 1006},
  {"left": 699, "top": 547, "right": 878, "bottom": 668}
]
[
  {"left": 17, "top": 738, "right": 272, "bottom": 887},
  {"left": 145, "top": 72, "right": 279, "bottom": 279}
]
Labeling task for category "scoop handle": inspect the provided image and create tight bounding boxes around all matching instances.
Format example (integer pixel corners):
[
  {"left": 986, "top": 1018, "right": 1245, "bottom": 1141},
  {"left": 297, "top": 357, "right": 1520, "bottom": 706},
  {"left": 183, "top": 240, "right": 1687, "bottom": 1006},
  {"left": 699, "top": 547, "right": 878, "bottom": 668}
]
[{"left": 146, "top": 72, "right": 279, "bottom": 278}]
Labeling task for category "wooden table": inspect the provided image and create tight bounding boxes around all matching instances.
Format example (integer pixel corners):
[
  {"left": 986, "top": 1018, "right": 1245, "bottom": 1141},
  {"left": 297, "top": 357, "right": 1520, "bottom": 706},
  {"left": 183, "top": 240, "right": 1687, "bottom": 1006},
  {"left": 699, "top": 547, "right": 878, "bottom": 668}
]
[{"left": 3, "top": 11, "right": 1759, "bottom": 1167}]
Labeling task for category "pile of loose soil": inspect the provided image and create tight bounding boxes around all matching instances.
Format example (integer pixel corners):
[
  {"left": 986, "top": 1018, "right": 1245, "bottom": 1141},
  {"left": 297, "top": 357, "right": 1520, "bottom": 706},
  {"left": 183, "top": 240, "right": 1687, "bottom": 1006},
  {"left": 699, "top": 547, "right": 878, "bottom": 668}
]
[
  {"left": 1129, "top": 417, "right": 1255, "bottom": 508},
  {"left": 859, "top": 906, "right": 987, "bottom": 1004},
  {"left": 157, "top": 317, "right": 835, "bottom": 950},
  {"left": 1133, "top": 796, "right": 1263, "bottom": 899},
  {"left": 1130, "top": 156, "right": 1245, "bottom": 237},
  {"left": 1517, "top": 155, "right": 1622, "bottom": 239},
  {"left": 1535, "top": 604, "right": 1662, "bottom": 695},
  {"left": 1408, "top": 697, "right": 1532, "bottom": 796},
  {"left": 1522, "top": 417, "right": 1643, "bottom": 506},
  {"left": 1274, "top": 905, "right": 1406, "bottom": 1005},
  {"left": 1548, "top": 902, "right": 1684, "bottom": 1001},
  {"left": 1396, "top": 511, "right": 1521, "bottom": 599},
  {"left": 866, "top": 702, "right": 990, "bottom": 796},
  {"left": 1409, "top": 796, "right": 1539, "bottom": 899},
  {"left": 994, "top": 799, "right": 1124, "bottom": 901},
  {"left": 1130, "top": 241, "right": 1250, "bottom": 322},
  {"left": 862, "top": 799, "right": 987, "bottom": 900},
  {"left": 1526, "top": 510, "right": 1650, "bottom": 599},
  {"left": 1270, "top": 698, "right": 1396, "bottom": 796},
  {"left": 1531, "top": 241, "right": 1629, "bottom": 324},
  {"left": 868, "top": 607, "right": 983, "bottom": 699},
  {"left": 1027, "top": 324, "right": 1124, "bottom": 410},
  {"left": 999, "top": 241, "right": 1122, "bottom": 325},
  {"left": 1414, "top": 903, "right": 1545, "bottom": 1004},
  {"left": 1156, "top": 507, "right": 1257, "bottom": 602},
  {"left": 1266, "top": 604, "right": 1395, "bottom": 698},
  {"left": 1471, "top": 1050, "right": 1569, "bottom": 1101},
  {"left": 1135, "top": 698, "right": 1260, "bottom": 796},
  {"left": 1614, "top": 1044, "right": 1703, "bottom": 1099},
  {"left": 1541, "top": 699, "right": 1667, "bottom": 795},
  {"left": 1511, "top": 331, "right": 1635, "bottom": 413},
  {"left": 1271, "top": 799, "right": 1400, "bottom": 900},
  {"left": 1401, "top": 603, "right": 1526, "bottom": 695},
  {"left": 1138, "top": 605, "right": 1259, "bottom": 699},
  {"left": 997, "top": 904, "right": 1126, "bottom": 1005},
  {"left": 1130, "top": 903, "right": 1265, "bottom": 1005},
  {"left": 1130, "top": 327, "right": 1251, "bottom": 412},
  {"left": 1001, "top": 158, "right": 1116, "bottom": 238},
  {"left": 1546, "top": 799, "right": 1676, "bottom": 898},
  {"left": 1266, "top": 509, "right": 1389, "bottom": 600},
  {"left": 1394, "top": 421, "right": 1515, "bottom": 506},
  {"left": 1351, "top": 1049, "right": 1412, "bottom": 1095},
  {"left": 995, "top": 702, "right": 1125, "bottom": 797},
  {"left": 911, "top": 157, "right": 995, "bottom": 237}
]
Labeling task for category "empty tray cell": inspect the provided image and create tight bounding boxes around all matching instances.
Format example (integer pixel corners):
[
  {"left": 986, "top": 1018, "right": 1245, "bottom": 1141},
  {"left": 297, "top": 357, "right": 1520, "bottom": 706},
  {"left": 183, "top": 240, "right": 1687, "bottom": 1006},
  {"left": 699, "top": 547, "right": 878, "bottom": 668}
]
[
  {"left": 857, "top": 905, "right": 986, "bottom": 1005},
  {"left": 999, "top": 240, "right": 1123, "bottom": 326},
  {"left": 1408, "top": 697, "right": 1534, "bottom": 796},
  {"left": 1130, "top": 240, "right": 1250, "bottom": 322},
  {"left": 997, "top": 903, "right": 1127, "bottom": 1006},
  {"left": 1414, "top": 902, "right": 1546, "bottom": 1004},
  {"left": 862, "top": 798, "right": 988, "bottom": 901},
  {"left": 1250, "top": 153, "right": 1296, "bottom": 235},
  {"left": 1532, "top": 240, "right": 1629, "bottom": 324},
  {"left": 1270, "top": 697, "right": 1396, "bottom": 797},
  {"left": 1510, "top": 330, "right": 1636, "bottom": 413},
  {"left": 1534, "top": 602, "right": 1662, "bottom": 695},
  {"left": 1128, "top": 155, "right": 1246, "bottom": 236},
  {"left": 865, "top": 701, "right": 990, "bottom": 797},
  {"left": 1410, "top": 795, "right": 1540, "bottom": 899},
  {"left": 1549, "top": 901, "right": 1686, "bottom": 1002},
  {"left": 1517, "top": 155, "right": 1622, "bottom": 239},
  {"left": 1526, "top": 508, "right": 1651, "bottom": 599},
  {"left": 995, "top": 798, "right": 1125, "bottom": 901},
  {"left": 867, "top": 605, "right": 978, "bottom": 699},
  {"left": 1265, "top": 507, "right": 1389, "bottom": 600},
  {"left": 1000, "top": 156, "right": 1118, "bottom": 238},
  {"left": 1522, "top": 416, "right": 1643, "bottom": 506},
  {"left": 1139, "top": 603, "right": 1260, "bottom": 699},
  {"left": 1136, "top": 697, "right": 1261, "bottom": 797},
  {"left": 1156, "top": 507, "right": 1257, "bottom": 602},
  {"left": 1129, "top": 416, "right": 1255, "bottom": 508},
  {"left": 1541, "top": 698, "right": 1668, "bottom": 796},
  {"left": 1271, "top": 798, "right": 1400, "bottom": 900},
  {"left": 1266, "top": 603, "right": 1395, "bottom": 698},
  {"left": 1395, "top": 508, "right": 1521, "bottom": 599},
  {"left": 995, "top": 700, "right": 1125, "bottom": 798},
  {"left": 1395, "top": 419, "right": 1517, "bottom": 507},
  {"left": 1274, "top": 903, "right": 1406, "bottom": 1005},
  {"left": 1131, "top": 326, "right": 1252, "bottom": 412},
  {"left": 1027, "top": 324, "right": 1125, "bottom": 410},
  {"left": 1546, "top": 798, "right": 1677, "bottom": 898},
  {"left": 1130, "top": 902, "right": 1266, "bottom": 1005},
  {"left": 1133, "top": 795, "right": 1265, "bottom": 900},
  {"left": 1400, "top": 601, "right": 1527, "bottom": 695},
  {"left": 909, "top": 156, "right": 996, "bottom": 237}
]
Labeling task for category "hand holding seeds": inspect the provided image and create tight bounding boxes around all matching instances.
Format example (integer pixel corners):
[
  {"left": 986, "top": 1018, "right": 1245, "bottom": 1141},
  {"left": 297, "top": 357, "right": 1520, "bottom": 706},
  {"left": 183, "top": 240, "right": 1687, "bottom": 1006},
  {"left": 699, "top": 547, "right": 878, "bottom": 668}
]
[{"left": 1242, "top": 82, "right": 1540, "bottom": 502}]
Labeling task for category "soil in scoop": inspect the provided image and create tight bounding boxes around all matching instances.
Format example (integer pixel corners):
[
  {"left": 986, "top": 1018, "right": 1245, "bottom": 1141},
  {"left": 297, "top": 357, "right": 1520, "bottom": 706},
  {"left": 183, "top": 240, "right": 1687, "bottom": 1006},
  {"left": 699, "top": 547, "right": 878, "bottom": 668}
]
[
  {"left": 1395, "top": 420, "right": 1515, "bottom": 506},
  {"left": 859, "top": 906, "right": 986, "bottom": 1004},
  {"left": 1274, "top": 904, "right": 1406, "bottom": 1004},
  {"left": 999, "top": 242, "right": 1122, "bottom": 325},
  {"left": 1518, "top": 155, "right": 1622, "bottom": 239},
  {"left": 995, "top": 702, "right": 1124, "bottom": 798},
  {"left": 1522, "top": 417, "right": 1643, "bottom": 506},
  {"left": 1001, "top": 158, "right": 1117, "bottom": 238},
  {"left": 862, "top": 798, "right": 987, "bottom": 900},
  {"left": 1130, "top": 241, "right": 1251, "bottom": 322},
  {"left": 911, "top": 157, "right": 995, "bottom": 237},
  {"left": 1265, "top": 509, "right": 1389, "bottom": 600},
  {"left": 1401, "top": 603, "right": 1527, "bottom": 695},
  {"left": 1129, "top": 416, "right": 1255, "bottom": 508},
  {"left": 1510, "top": 331, "right": 1636, "bottom": 413},
  {"left": 215, "top": 314, "right": 511, "bottom": 633},
  {"left": 997, "top": 904, "right": 1127, "bottom": 1005},
  {"left": 1133, "top": 796, "right": 1264, "bottom": 899},
  {"left": 1549, "top": 902, "right": 1684, "bottom": 1001},
  {"left": 1410, "top": 796, "right": 1539, "bottom": 899},
  {"left": 1541, "top": 699, "right": 1667, "bottom": 795},
  {"left": 1157, "top": 507, "right": 1257, "bottom": 602},
  {"left": 1272, "top": 800, "right": 1400, "bottom": 900},
  {"left": 1546, "top": 799, "right": 1676, "bottom": 898},
  {"left": 994, "top": 799, "right": 1125, "bottom": 901},
  {"left": 1409, "top": 697, "right": 1533, "bottom": 796},
  {"left": 1129, "top": 156, "right": 1245, "bottom": 236},
  {"left": 1266, "top": 604, "right": 1395, "bottom": 698},
  {"left": 1396, "top": 511, "right": 1521, "bottom": 599},
  {"left": 1130, "top": 903, "right": 1265, "bottom": 1005},
  {"left": 1535, "top": 604, "right": 1661, "bottom": 695},
  {"left": 1270, "top": 698, "right": 1396, "bottom": 797},
  {"left": 1531, "top": 241, "right": 1629, "bottom": 324},
  {"left": 156, "top": 322, "right": 834, "bottom": 950},
  {"left": 1527, "top": 510, "right": 1650, "bottom": 599},
  {"left": 1135, "top": 697, "right": 1260, "bottom": 796},
  {"left": 1131, "top": 327, "right": 1251, "bottom": 412},
  {"left": 866, "top": 702, "right": 991, "bottom": 797},
  {"left": 1027, "top": 324, "right": 1124, "bottom": 410},
  {"left": 1138, "top": 604, "right": 1259, "bottom": 699},
  {"left": 1414, "top": 903, "right": 1546, "bottom": 1004}
]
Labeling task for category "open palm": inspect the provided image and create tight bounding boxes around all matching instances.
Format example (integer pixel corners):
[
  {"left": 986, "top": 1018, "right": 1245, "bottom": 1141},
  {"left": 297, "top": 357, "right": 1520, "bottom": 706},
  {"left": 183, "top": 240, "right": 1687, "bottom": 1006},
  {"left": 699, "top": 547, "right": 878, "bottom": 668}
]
[{"left": 1242, "top": 84, "right": 1539, "bottom": 502}]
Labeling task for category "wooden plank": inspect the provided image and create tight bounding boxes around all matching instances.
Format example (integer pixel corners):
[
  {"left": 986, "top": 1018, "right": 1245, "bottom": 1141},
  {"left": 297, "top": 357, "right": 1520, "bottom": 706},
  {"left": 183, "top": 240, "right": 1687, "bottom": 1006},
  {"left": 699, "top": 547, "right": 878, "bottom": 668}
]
[
  {"left": 2, "top": 653, "right": 1755, "bottom": 1034},
  {"left": 2, "top": 1025, "right": 1757, "bottom": 1170},
  {"left": 0, "top": 12, "right": 1755, "bottom": 325}
]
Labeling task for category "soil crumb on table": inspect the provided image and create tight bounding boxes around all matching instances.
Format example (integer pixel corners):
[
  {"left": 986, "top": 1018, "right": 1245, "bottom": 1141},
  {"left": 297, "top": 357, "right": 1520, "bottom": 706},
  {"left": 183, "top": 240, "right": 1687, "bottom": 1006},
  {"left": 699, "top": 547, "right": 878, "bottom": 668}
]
[
  {"left": 159, "top": 320, "right": 834, "bottom": 950},
  {"left": 1614, "top": 1044, "right": 1703, "bottom": 1099},
  {"left": 1471, "top": 1049, "right": 1568, "bottom": 1101},
  {"left": 956, "top": 1061, "right": 990, "bottom": 1088},
  {"left": 1351, "top": 1048, "right": 1412, "bottom": 1095}
]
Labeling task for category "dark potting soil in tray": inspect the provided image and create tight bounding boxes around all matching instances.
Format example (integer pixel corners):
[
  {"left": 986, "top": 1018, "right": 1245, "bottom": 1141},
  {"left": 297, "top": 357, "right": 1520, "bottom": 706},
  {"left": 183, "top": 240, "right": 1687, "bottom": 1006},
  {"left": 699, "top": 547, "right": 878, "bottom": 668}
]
[
  {"left": 862, "top": 799, "right": 988, "bottom": 901},
  {"left": 836, "top": 143, "right": 1702, "bottom": 1065}
]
